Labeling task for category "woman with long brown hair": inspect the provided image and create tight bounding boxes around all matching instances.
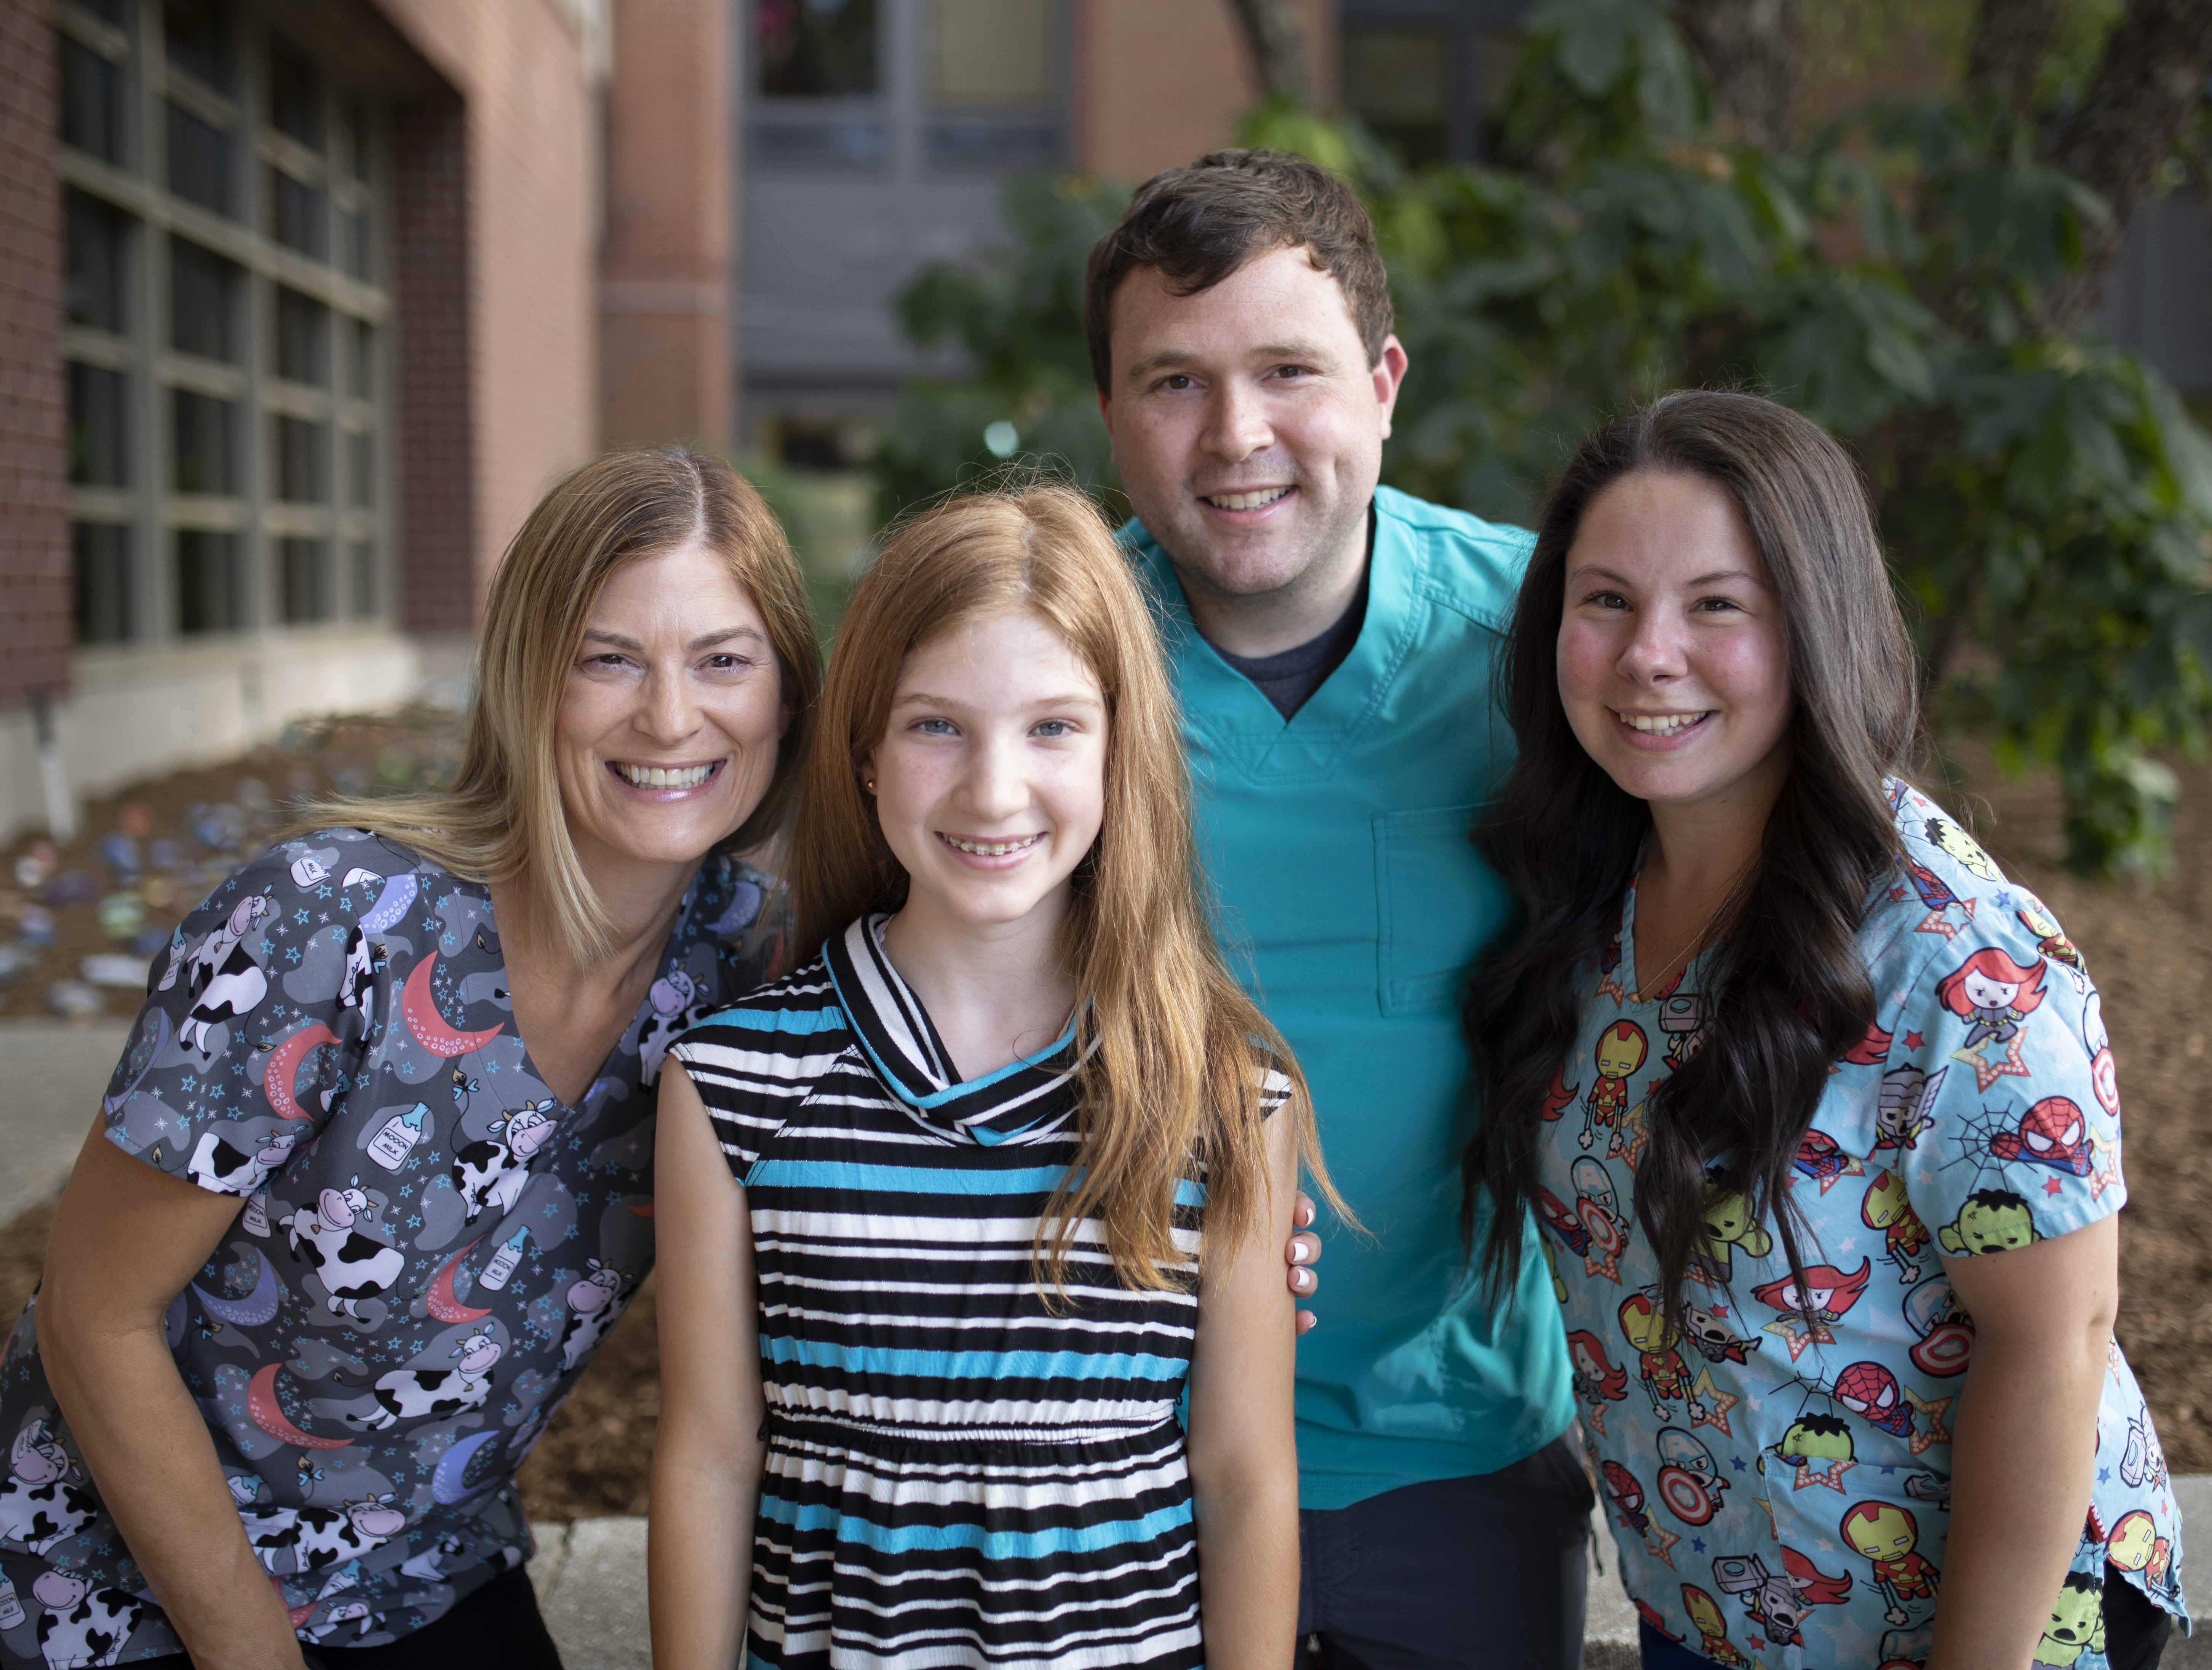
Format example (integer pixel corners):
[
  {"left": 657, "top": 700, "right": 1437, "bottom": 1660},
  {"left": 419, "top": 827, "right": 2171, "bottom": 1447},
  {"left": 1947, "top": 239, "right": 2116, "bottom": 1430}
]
[
  {"left": 650, "top": 482, "right": 1335, "bottom": 1668},
  {"left": 1464, "top": 391, "right": 2182, "bottom": 1667},
  {"left": 9, "top": 447, "right": 819, "bottom": 1668}
]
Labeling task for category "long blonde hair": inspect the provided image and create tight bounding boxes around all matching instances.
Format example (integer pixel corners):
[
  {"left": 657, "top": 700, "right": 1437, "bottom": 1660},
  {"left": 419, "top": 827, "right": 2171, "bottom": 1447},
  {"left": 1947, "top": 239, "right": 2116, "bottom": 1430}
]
[
  {"left": 790, "top": 482, "right": 1343, "bottom": 1288},
  {"left": 294, "top": 446, "right": 820, "bottom": 965}
]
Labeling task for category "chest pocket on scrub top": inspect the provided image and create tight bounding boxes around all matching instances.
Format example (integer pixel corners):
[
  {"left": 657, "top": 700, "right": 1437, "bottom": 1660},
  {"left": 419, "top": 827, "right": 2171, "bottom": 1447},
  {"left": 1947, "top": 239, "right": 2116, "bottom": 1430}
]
[{"left": 1372, "top": 804, "right": 1514, "bottom": 1017}]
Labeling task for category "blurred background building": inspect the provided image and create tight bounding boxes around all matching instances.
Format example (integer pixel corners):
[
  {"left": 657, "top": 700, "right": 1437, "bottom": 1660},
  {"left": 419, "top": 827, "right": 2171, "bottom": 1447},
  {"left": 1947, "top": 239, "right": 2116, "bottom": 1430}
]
[{"left": 3, "top": 0, "right": 2207, "bottom": 843}]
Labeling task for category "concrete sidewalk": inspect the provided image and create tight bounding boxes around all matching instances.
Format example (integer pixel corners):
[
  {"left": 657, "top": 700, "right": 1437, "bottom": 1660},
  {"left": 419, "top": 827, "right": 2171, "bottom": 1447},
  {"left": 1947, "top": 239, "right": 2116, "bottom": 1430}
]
[{"left": 0, "top": 1019, "right": 129, "bottom": 1221}]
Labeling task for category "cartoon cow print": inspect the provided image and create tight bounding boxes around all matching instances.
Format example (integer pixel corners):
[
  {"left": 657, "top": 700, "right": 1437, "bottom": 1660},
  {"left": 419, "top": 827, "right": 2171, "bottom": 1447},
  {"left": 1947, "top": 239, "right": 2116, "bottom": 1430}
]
[
  {"left": 451, "top": 1101, "right": 561, "bottom": 1226},
  {"left": 239, "top": 1496, "right": 409, "bottom": 1576},
  {"left": 0, "top": 1419, "right": 98, "bottom": 1558},
  {"left": 558, "top": 1262, "right": 637, "bottom": 1373},
  {"left": 281, "top": 1183, "right": 405, "bottom": 1321},
  {"left": 164, "top": 894, "right": 274, "bottom": 1058},
  {"left": 635, "top": 970, "right": 705, "bottom": 1086},
  {"left": 186, "top": 1126, "right": 300, "bottom": 1197},
  {"left": 29, "top": 1571, "right": 147, "bottom": 1669},
  {"left": 342, "top": 1329, "right": 502, "bottom": 1431}
]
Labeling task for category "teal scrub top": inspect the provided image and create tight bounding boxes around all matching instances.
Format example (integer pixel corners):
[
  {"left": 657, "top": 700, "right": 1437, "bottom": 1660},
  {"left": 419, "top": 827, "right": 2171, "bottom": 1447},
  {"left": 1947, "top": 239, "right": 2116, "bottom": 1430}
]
[{"left": 1123, "top": 485, "right": 1577, "bottom": 1510}]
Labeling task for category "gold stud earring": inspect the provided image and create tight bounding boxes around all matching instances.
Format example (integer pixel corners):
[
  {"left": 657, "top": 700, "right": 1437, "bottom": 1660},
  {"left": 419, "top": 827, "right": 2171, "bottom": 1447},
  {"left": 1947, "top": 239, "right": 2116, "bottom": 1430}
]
[{"left": 865, "top": 779, "right": 876, "bottom": 793}]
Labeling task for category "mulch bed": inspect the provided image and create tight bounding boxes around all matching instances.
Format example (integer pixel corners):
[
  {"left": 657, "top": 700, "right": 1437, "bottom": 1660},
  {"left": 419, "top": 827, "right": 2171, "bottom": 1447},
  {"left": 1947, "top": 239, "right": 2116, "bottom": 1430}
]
[{"left": 3, "top": 739, "right": 2209, "bottom": 1519}]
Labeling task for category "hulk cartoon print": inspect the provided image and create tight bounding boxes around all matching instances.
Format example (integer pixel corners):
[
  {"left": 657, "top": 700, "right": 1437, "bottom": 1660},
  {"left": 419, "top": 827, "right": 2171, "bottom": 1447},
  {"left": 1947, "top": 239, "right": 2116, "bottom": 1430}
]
[
  {"left": 1536, "top": 782, "right": 2185, "bottom": 1664},
  {"left": 0, "top": 836, "right": 782, "bottom": 1662}
]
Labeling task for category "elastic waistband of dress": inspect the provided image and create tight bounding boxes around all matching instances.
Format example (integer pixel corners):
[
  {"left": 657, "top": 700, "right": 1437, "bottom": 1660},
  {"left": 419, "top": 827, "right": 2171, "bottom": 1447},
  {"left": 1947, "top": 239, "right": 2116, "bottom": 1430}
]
[{"left": 762, "top": 1406, "right": 1182, "bottom": 1454}]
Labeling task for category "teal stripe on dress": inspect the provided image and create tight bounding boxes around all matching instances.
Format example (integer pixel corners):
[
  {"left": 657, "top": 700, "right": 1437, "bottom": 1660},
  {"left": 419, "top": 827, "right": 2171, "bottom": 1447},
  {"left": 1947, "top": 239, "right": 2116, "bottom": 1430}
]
[
  {"left": 753, "top": 1492, "right": 1194, "bottom": 1558},
  {"left": 760, "top": 1340, "right": 1192, "bottom": 1381}
]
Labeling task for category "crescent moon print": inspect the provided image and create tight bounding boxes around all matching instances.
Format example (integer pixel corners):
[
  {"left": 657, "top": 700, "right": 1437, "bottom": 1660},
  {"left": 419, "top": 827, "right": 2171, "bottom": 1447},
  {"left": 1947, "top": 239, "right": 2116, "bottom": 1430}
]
[
  {"left": 431, "top": 1428, "right": 501, "bottom": 1505},
  {"left": 402, "top": 956, "right": 505, "bottom": 1058},
  {"left": 358, "top": 872, "right": 418, "bottom": 933},
  {"left": 245, "top": 1364, "right": 353, "bottom": 1450},
  {"left": 424, "top": 1240, "right": 493, "bottom": 1323},
  {"left": 193, "top": 1249, "right": 280, "bottom": 1326},
  {"left": 264, "top": 1024, "right": 341, "bottom": 1121}
]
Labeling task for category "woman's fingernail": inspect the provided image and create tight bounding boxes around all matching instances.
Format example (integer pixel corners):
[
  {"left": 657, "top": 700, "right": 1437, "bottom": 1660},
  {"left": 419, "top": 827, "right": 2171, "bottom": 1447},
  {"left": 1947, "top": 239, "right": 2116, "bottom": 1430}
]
[{"left": 1295, "top": 1269, "right": 1313, "bottom": 1290}]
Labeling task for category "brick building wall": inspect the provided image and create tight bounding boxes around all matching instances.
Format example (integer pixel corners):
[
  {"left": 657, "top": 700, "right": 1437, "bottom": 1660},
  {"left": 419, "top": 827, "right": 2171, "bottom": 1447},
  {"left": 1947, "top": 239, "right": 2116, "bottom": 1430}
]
[
  {"left": 389, "top": 91, "right": 475, "bottom": 635},
  {"left": 372, "top": 0, "right": 601, "bottom": 622},
  {"left": 0, "top": 11, "right": 70, "bottom": 709},
  {"left": 1071, "top": 0, "right": 1336, "bottom": 182},
  {"left": 598, "top": 0, "right": 734, "bottom": 453}
]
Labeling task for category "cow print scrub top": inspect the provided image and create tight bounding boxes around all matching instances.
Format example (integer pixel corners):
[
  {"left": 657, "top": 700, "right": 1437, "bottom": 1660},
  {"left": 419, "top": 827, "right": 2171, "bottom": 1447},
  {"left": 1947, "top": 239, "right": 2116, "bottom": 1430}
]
[{"left": 0, "top": 829, "right": 782, "bottom": 1664}]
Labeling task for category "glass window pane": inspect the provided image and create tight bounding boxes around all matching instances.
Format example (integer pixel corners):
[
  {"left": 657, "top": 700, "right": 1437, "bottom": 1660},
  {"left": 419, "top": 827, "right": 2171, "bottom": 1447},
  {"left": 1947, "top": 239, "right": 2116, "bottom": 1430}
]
[
  {"left": 346, "top": 429, "right": 373, "bottom": 507},
  {"left": 66, "top": 190, "right": 129, "bottom": 332},
  {"left": 275, "top": 414, "right": 326, "bottom": 502},
  {"left": 1343, "top": 25, "right": 1453, "bottom": 168},
  {"left": 171, "top": 389, "right": 238, "bottom": 493},
  {"left": 68, "top": 363, "right": 130, "bottom": 486},
  {"left": 270, "top": 166, "right": 327, "bottom": 258},
  {"left": 268, "top": 38, "right": 324, "bottom": 151},
  {"left": 346, "top": 97, "right": 371, "bottom": 183},
  {"left": 758, "top": 0, "right": 876, "bottom": 96},
  {"left": 74, "top": 522, "right": 133, "bottom": 643},
  {"left": 164, "top": 0, "right": 232, "bottom": 92},
  {"left": 168, "top": 102, "right": 237, "bottom": 217},
  {"left": 175, "top": 528, "right": 246, "bottom": 633},
  {"left": 340, "top": 206, "right": 374, "bottom": 282},
  {"left": 169, "top": 236, "right": 240, "bottom": 360},
  {"left": 350, "top": 539, "right": 377, "bottom": 617},
  {"left": 59, "top": 36, "right": 126, "bottom": 165},
  {"left": 932, "top": 0, "right": 1055, "bottom": 108},
  {"left": 275, "top": 287, "right": 329, "bottom": 384},
  {"left": 347, "top": 318, "right": 374, "bottom": 403},
  {"left": 280, "top": 537, "right": 334, "bottom": 622}
]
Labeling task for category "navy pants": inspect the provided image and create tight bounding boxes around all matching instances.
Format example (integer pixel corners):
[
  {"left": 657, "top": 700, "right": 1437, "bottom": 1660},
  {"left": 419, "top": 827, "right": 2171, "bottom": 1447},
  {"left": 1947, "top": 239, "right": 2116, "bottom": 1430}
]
[
  {"left": 1636, "top": 1560, "right": 2170, "bottom": 1670},
  {"left": 1298, "top": 1430, "right": 1595, "bottom": 1668}
]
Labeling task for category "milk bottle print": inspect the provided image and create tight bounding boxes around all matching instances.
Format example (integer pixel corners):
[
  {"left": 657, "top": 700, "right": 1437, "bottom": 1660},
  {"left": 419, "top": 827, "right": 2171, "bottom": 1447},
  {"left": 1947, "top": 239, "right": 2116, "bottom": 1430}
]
[
  {"left": 479, "top": 1228, "right": 528, "bottom": 1292},
  {"left": 367, "top": 1103, "right": 429, "bottom": 1171},
  {"left": 0, "top": 1571, "right": 23, "bottom": 1630},
  {"left": 242, "top": 1189, "right": 270, "bottom": 1236}
]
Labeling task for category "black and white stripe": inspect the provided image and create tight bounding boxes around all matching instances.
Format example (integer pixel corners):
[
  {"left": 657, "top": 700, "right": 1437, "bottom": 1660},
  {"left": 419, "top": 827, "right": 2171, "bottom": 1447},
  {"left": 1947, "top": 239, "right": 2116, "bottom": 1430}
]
[{"left": 671, "top": 918, "right": 1237, "bottom": 1668}]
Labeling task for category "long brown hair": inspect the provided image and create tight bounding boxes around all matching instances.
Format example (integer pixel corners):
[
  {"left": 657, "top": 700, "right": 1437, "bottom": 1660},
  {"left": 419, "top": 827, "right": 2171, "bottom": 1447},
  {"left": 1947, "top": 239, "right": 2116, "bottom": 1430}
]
[
  {"left": 790, "top": 482, "right": 1342, "bottom": 1289},
  {"left": 1464, "top": 391, "right": 1919, "bottom": 1330},
  {"left": 292, "top": 446, "right": 821, "bottom": 965}
]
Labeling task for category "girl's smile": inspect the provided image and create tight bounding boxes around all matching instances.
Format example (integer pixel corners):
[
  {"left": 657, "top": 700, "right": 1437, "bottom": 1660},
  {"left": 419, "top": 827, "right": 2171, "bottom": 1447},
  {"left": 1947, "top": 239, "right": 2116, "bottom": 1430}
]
[{"left": 864, "top": 608, "right": 1108, "bottom": 937}]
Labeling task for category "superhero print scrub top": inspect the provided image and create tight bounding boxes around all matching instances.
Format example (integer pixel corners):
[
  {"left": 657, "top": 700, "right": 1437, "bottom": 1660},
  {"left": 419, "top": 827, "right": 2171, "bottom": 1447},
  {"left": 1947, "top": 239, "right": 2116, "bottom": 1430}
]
[
  {"left": 1541, "top": 783, "right": 2185, "bottom": 1670},
  {"left": 0, "top": 831, "right": 779, "bottom": 1665}
]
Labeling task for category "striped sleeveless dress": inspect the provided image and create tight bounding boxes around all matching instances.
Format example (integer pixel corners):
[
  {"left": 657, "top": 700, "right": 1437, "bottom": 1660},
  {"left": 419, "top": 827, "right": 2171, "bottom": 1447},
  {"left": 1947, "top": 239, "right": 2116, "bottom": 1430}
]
[{"left": 669, "top": 917, "right": 1213, "bottom": 1668}]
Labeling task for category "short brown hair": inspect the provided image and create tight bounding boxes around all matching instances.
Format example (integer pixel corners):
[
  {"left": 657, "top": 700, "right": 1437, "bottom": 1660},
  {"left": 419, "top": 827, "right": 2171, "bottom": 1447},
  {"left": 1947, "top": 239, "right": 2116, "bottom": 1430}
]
[{"left": 1084, "top": 147, "right": 1393, "bottom": 396}]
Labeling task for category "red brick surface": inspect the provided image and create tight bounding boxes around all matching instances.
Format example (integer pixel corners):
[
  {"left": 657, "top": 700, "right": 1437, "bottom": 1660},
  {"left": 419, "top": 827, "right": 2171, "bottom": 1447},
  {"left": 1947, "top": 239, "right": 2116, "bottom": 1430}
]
[
  {"left": 0, "top": 10, "right": 71, "bottom": 707},
  {"left": 1071, "top": 0, "right": 1336, "bottom": 182},
  {"left": 373, "top": 0, "right": 600, "bottom": 625},
  {"left": 598, "top": 0, "right": 733, "bottom": 452}
]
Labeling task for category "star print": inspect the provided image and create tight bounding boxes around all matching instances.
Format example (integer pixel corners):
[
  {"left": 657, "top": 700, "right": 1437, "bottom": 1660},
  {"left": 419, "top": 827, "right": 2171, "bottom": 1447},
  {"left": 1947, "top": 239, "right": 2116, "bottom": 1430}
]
[
  {"left": 2044, "top": 1177, "right": 2064, "bottom": 1196},
  {"left": 1952, "top": 1032, "right": 2032, "bottom": 1094},
  {"left": 1730, "top": 1456, "right": 1747, "bottom": 1472},
  {"left": 1888, "top": 886, "right": 1907, "bottom": 902},
  {"left": 1691, "top": 1536, "right": 1706, "bottom": 1553},
  {"left": 1792, "top": 1455, "right": 1856, "bottom": 1492},
  {"left": 1689, "top": 1371, "right": 1737, "bottom": 1437},
  {"left": 1904, "top": 1031, "right": 1924, "bottom": 1049},
  {"left": 2100, "top": 1467, "right": 2111, "bottom": 1484},
  {"left": 1904, "top": 1387, "right": 1953, "bottom": 1455}
]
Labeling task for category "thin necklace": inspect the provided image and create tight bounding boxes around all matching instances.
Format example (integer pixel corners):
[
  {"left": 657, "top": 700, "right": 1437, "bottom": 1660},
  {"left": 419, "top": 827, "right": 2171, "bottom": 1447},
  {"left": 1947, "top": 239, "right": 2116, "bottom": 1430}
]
[{"left": 1632, "top": 898, "right": 1728, "bottom": 1003}]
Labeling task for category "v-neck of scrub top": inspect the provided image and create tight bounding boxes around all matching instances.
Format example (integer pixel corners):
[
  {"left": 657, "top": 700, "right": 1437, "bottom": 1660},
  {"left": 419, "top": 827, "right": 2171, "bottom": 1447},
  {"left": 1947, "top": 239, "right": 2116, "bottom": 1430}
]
[{"left": 1130, "top": 499, "right": 1427, "bottom": 784}]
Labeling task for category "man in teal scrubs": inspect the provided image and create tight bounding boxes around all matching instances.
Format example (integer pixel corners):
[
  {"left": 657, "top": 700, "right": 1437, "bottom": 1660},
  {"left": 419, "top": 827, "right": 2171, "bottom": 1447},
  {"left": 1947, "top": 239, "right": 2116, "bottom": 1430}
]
[{"left": 1088, "top": 150, "right": 1587, "bottom": 1665}]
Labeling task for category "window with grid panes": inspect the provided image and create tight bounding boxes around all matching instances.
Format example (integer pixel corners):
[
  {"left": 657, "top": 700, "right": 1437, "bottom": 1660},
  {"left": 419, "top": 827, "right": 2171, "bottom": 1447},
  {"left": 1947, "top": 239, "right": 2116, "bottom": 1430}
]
[{"left": 54, "top": 0, "right": 391, "bottom": 644}]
